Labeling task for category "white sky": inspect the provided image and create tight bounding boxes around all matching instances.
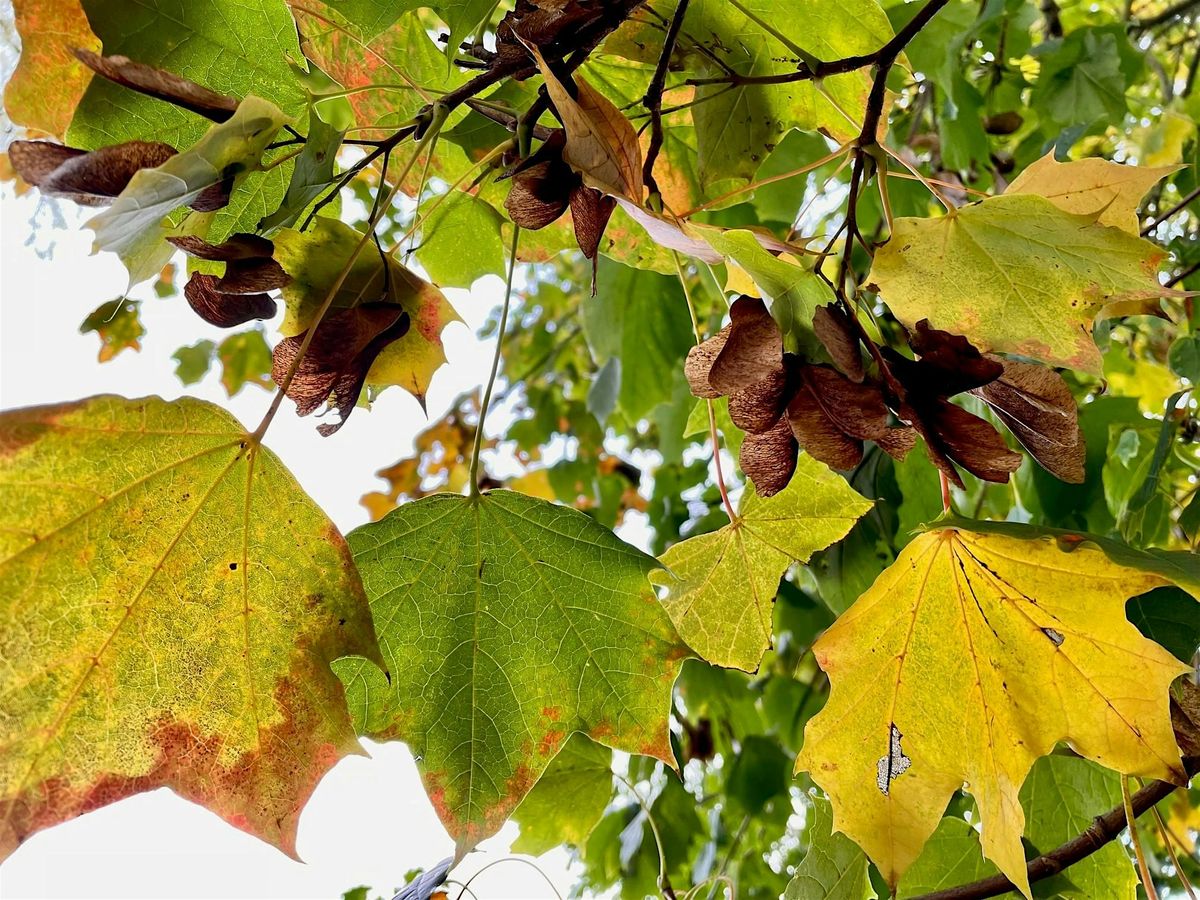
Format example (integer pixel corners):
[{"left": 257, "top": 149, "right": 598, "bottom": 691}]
[{"left": 0, "top": 186, "right": 578, "bottom": 900}]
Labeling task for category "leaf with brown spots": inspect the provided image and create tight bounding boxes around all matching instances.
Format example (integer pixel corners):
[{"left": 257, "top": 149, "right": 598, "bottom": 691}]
[
  {"left": 867, "top": 194, "right": 1187, "bottom": 375},
  {"left": 5, "top": 0, "right": 101, "bottom": 137},
  {"left": 797, "top": 522, "right": 1198, "bottom": 896},
  {"left": 336, "top": 490, "right": 687, "bottom": 853},
  {"left": 0, "top": 395, "right": 382, "bottom": 862}
]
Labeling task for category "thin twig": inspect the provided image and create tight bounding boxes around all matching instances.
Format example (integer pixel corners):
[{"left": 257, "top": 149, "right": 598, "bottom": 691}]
[
  {"left": 642, "top": 0, "right": 691, "bottom": 199},
  {"left": 468, "top": 227, "right": 522, "bottom": 497}
]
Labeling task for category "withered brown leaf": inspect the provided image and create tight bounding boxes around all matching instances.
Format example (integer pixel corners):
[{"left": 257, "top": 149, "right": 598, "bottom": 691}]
[
  {"left": 184, "top": 273, "right": 277, "bottom": 328},
  {"left": 74, "top": 49, "right": 239, "bottom": 122},
  {"left": 972, "top": 356, "right": 1084, "bottom": 483},
  {"left": 271, "top": 305, "right": 411, "bottom": 436}
]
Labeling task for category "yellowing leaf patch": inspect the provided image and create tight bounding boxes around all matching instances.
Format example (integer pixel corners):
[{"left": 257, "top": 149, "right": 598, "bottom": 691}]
[
  {"left": 0, "top": 396, "right": 382, "bottom": 861},
  {"left": 273, "top": 217, "right": 462, "bottom": 403},
  {"left": 797, "top": 524, "right": 1193, "bottom": 897},
  {"left": 5, "top": 0, "right": 100, "bottom": 137},
  {"left": 653, "top": 454, "right": 871, "bottom": 672},
  {"left": 1006, "top": 151, "right": 1177, "bottom": 234},
  {"left": 868, "top": 194, "right": 1177, "bottom": 374}
]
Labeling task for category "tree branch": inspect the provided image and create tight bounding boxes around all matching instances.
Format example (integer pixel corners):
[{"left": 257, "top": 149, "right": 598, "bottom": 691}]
[
  {"left": 642, "top": 0, "right": 690, "bottom": 199},
  {"left": 913, "top": 683, "right": 1200, "bottom": 900},
  {"left": 909, "top": 772, "right": 1190, "bottom": 900},
  {"left": 435, "top": 0, "right": 646, "bottom": 114},
  {"left": 1132, "top": 0, "right": 1200, "bottom": 29},
  {"left": 685, "top": 0, "right": 949, "bottom": 88}
]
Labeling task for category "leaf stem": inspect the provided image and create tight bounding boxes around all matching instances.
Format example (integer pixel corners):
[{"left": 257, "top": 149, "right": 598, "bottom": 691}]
[
  {"left": 1150, "top": 802, "right": 1198, "bottom": 900},
  {"left": 616, "top": 773, "right": 677, "bottom": 900},
  {"left": 468, "top": 227, "right": 522, "bottom": 498},
  {"left": 674, "top": 252, "right": 737, "bottom": 523},
  {"left": 1125, "top": 776, "right": 1160, "bottom": 900}
]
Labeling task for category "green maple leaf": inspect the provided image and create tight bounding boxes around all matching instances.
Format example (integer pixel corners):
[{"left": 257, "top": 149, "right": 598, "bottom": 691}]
[
  {"left": 654, "top": 453, "right": 871, "bottom": 672},
  {"left": 510, "top": 733, "right": 613, "bottom": 856},
  {"left": 867, "top": 194, "right": 1176, "bottom": 374},
  {"left": 336, "top": 490, "right": 688, "bottom": 850},
  {"left": 784, "top": 794, "right": 877, "bottom": 900},
  {"left": 0, "top": 396, "right": 381, "bottom": 861}
]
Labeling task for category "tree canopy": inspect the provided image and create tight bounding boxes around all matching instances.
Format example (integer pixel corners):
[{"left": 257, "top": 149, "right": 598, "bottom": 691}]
[{"left": 4, "top": 0, "right": 1200, "bottom": 898}]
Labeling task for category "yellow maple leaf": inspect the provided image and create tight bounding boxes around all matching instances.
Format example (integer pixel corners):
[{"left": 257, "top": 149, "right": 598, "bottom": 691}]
[
  {"left": 653, "top": 454, "right": 871, "bottom": 672},
  {"left": 796, "top": 524, "right": 1193, "bottom": 897},
  {"left": 1006, "top": 151, "right": 1177, "bottom": 235}
]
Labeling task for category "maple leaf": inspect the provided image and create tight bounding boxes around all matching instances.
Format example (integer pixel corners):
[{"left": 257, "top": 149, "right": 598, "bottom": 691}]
[
  {"left": 272, "top": 217, "right": 462, "bottom": 405},
  {"left": 1006, "top": 151, "right": 1177, "bottom": 235},
  {"left": 510, "top": 733, "right": 613, "bottom": 856},
  {"left": 654, "top": 453, "right": 871, "bottom": 672},
  {"left": 867, "top": 194, "right": 1180, "bottom": 374},
  {"left": 334, "top": 490, "right": 688, "bottom": 851},
  {"left": 0, "top": 396, "right": 382, "bottom": 861},
  {"left": 797, "top": 522, "right": 1195, "bottom": 897},
  {"left": 4, "top": 0, "right": 100, "bottom": 137}
]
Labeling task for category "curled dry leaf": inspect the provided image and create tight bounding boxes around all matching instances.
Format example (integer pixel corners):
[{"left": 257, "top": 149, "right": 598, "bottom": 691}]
[
  {"left": 271, "top": 304, "right": 412, "bottom": 435},
  {"left": 74, "top": 49, "right": 240, "bottom": 122},
  {"left": 685, "top": 326, "right": 729, "bottom": 399},
  {"left": 9, "top": 139, "right": 177, "bottom": 206},
  {"left": 184, "top": 273, "right": 278, "bottom": 328},
  {"left": 972, "top": 356, "right": 1085, "bottom": 483},
  {"left": 813, "top": 303, "right": 864, "bottom": 382},
  {"left": 520, "top": 37, "right": 643, "bottom": 201},
  {"left": 740, "top": 416, "right": 798, "bottom": 497},
  {"left": 709, "top": 296, "right": 785, "bottom": 396}
]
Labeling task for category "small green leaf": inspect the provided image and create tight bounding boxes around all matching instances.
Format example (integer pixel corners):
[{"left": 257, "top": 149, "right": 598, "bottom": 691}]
[
  {"left": 1018, "top": 755, "right": 1136, "bottom": 899},
  {"left": 511, "top": 733, "right": 613, "bottom": 856},
  {"left": 217, "top": 329, "right": 273, "bottom": 396},
  {"left": 654, "top": 453, "right": 871, "bottom": 671},
  {"left": 172, "top": 339, "right": 217, "bottom": 386},
  {"left": 413, "top": 192, "right": 505, "bottom": 288},
  {"left": 784, "top": 794, "right": 877, "bottom": 900},
  {"left": 79, "top": 298, "right": 144, "bottom": 362},
  {"left": 895, "top": 817, "right": 999, "bottom": 898}
]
